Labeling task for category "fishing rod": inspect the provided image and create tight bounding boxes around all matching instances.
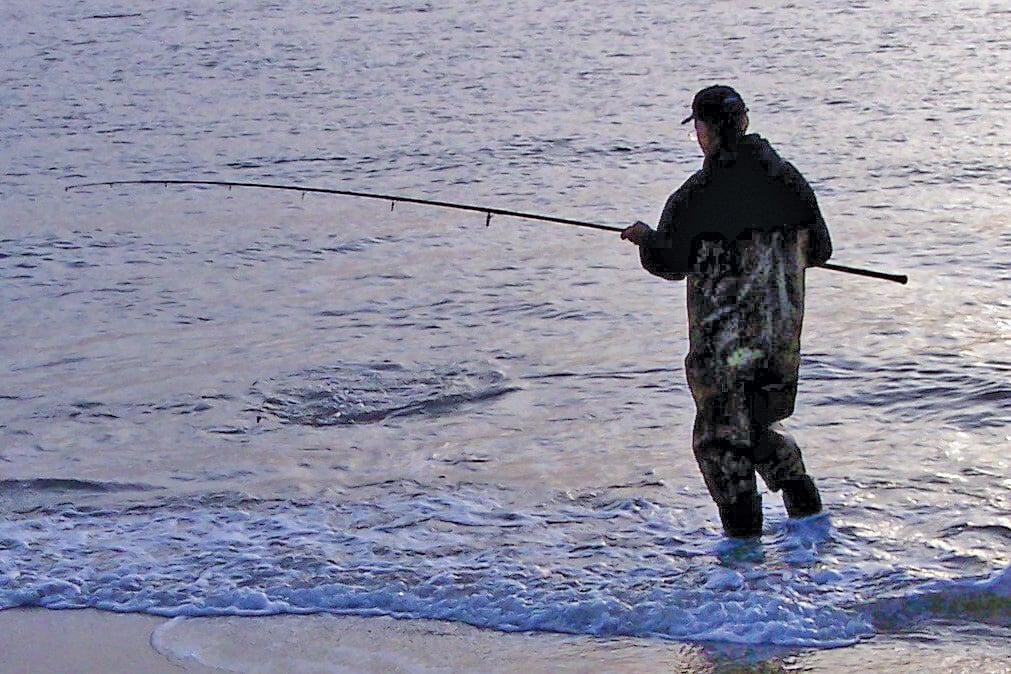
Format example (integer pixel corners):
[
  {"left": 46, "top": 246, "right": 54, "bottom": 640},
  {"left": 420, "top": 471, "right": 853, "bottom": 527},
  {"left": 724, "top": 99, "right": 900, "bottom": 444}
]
[{"left": 65, "top": 179, "right": 909, "bottom": 284}]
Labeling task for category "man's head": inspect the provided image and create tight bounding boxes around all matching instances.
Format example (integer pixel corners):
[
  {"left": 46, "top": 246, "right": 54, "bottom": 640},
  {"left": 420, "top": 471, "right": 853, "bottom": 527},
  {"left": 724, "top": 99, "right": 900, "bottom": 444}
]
[{"left": 682, "top": 85, "right": 749, "bottom": 157}]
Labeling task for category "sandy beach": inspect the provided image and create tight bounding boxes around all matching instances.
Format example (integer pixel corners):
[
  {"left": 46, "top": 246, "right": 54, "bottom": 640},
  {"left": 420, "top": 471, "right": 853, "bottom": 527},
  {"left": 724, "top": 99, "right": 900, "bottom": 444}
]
[
  {"left": 0, "top": 609, "right": 216, "bottom": 674},
  {"left": 1, "top": 608, "right": 1008, "bottom": 674}
]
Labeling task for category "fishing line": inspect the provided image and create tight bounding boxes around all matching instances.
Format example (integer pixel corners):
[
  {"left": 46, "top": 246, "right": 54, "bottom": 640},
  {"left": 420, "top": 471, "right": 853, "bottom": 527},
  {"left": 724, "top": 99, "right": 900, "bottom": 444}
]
[{"left": 65, "top": 179, "right": 908, "bottom": 284}]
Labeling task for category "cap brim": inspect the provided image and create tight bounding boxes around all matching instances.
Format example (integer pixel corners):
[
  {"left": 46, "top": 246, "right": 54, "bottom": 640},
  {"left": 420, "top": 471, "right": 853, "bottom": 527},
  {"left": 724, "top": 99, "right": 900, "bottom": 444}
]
[{"left": 680, "top": 114, "right": 694, "bottom": 124}]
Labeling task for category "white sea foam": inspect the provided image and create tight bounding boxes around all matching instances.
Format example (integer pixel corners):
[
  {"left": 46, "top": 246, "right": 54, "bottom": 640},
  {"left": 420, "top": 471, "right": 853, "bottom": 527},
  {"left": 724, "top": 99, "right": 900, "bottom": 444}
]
[{"left": 3, "top": 482, "right": 967, "bottom": 648}]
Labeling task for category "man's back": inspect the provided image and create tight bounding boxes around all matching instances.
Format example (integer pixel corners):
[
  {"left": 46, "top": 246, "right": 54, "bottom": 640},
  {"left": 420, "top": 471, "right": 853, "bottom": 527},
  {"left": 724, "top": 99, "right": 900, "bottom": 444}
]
[
  {"left": 638, "top": 134, "right": 832, "bottom": 279},
  {"left": 685, "top": 228, "right": 809, "bottom": 448}
]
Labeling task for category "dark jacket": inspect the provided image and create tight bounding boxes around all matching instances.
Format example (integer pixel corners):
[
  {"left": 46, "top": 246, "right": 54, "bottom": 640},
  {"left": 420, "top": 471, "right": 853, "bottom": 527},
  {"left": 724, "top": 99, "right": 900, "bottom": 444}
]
[
  {"left": 637, "top": 135, "right": 832, "bottom": 446},
  {"left": 639, "top": 134, "right": 832, "bottom": 280}
]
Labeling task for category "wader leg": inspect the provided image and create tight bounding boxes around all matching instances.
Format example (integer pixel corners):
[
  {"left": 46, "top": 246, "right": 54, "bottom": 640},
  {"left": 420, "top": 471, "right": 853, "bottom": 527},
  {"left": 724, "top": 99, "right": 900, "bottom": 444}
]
[
  {"left": 693, "top": 415, "right": 764, "bottom": 536},
  {"left": 753, "top": 424, "right": 822, "bottom": 519},
  {"left": 781, "top": 475, "right": 822, "bottom": 518},
  {"left": 717, "top": 491, "right": 763, "bottom": 538}
]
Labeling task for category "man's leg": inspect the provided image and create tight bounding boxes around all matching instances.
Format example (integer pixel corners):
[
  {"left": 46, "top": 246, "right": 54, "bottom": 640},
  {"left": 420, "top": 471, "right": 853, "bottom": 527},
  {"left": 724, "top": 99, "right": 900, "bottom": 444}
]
[
  {"left": 753, "top": 424, "right": 822, "bottom": 518},
  {"left": 781, "top": 475, "right": 822, "bottom": 517},
  {"left": 693, "top": 414, "right": 763, "bottom": 537},
  {"left": 716, "top": 489, "right": 764, "bottom": 538}
]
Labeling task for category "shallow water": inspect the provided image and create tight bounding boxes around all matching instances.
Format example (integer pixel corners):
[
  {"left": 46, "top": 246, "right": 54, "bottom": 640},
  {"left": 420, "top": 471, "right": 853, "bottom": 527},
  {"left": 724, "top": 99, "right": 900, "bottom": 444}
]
[{"left": 2, "top": 0, "right": 1010, "bottom": 666}]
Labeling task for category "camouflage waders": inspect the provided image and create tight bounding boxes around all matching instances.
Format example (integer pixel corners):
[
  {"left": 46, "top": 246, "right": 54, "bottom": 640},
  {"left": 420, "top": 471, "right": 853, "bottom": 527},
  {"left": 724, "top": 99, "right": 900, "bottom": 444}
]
[{"left": 685, "top": 229, "right": 822, "bottom": 535}]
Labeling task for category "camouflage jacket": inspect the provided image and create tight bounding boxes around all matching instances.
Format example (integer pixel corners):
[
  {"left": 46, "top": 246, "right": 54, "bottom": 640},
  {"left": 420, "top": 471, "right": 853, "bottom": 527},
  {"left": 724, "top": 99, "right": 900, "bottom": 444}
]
[{"left": 638, "top": 135, "right": 832, "bottom": 444}]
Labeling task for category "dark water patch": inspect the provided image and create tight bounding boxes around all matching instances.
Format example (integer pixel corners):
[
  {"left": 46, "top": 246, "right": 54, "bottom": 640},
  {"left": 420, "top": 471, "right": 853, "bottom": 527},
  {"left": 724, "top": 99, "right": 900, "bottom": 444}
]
[
  {"left": 21, "top": 393, "right": 230, "bottom": 433},
  {"left": 0, "top": 478, "right": 159, "bottom": 494},
  {"left": 15, "top": 356, "right": 88, "bottom": 372},
  {"left": 205, "top": 424, "right": 252, "bottom": 436},
  {"left": 68, "top": 401, "right": 121, "bottom": 421},
  {"left": 84, "top": 13, "right": 144, "bottom": 20},
  {"left": 0, "top": 476, "right": 159, "bottom": 513},
  {"left": 27, "top": 400, "right": 118, "bottom": 423},
  {"left": 56, "top": 285, "right": 139, "bottom": 298},
  {"left": 154, "top": 399, "right": 216, "bottom": 415},
  {"left": 226, "top": 155, "right": 351, "bottom": 170},
  {"left": 255, "top": 361, "right": 515, "bottom": 426},
  {"left": 315, "top": 306, "right": 384, "bottom": 318},
  {"left": 941, "top": 519, "right": 1011, "bottom": 538},
  {"left": 477, "top": 299, "right": 610, "bottom": 323},
  {"left": 522, "top": 366, "right": 669, "bottom": 382},
  {"left": 867, "top": 571, "right": 1011, "bottom": 630}
]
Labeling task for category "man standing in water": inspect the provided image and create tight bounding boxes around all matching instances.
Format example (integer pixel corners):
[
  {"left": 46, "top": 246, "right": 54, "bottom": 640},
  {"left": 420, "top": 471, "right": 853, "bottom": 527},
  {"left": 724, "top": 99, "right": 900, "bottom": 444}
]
[{"left": 621, "top": 85, "right": 832, "bottom": 537}]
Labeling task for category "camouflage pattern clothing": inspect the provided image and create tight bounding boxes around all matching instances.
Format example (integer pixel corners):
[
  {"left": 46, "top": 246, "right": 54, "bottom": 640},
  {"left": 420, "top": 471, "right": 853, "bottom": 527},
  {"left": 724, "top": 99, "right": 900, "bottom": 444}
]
[
  {"left": 637, "top": 134, "right": 832, "bottom": 508},
  {"left": 686, "top": 229, "right": 811, "bottom": 505}
]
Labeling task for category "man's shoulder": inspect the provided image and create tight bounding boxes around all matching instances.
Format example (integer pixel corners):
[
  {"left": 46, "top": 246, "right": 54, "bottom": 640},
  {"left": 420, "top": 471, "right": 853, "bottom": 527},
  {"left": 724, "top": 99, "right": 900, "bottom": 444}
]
[
  {"left": 742, "top": 135, "right": 814, "bottom": 183},
  {"left": 668, "top": 168, "right": 709, "bottom": 204}
]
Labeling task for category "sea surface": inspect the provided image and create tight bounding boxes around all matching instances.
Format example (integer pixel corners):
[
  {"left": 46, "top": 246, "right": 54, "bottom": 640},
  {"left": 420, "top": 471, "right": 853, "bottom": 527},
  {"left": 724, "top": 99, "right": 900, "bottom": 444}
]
[{"left": 1, "top": 0, "right": 1009, "bottom": 670}]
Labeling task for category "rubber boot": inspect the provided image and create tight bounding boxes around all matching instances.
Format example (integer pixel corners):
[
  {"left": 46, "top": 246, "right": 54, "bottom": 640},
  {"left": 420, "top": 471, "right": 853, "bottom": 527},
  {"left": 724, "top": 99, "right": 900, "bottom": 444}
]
[
  {"left": 781, "top": 475, "right": 822, "bottom": 518},
  {"left": 717, "top": 491, "right": 763, "bottom": 538}
]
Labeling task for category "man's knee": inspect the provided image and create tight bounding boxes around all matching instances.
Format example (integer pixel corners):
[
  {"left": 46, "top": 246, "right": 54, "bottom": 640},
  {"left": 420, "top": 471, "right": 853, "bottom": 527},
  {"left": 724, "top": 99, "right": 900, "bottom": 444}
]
[
  {"left": 694, "top": 443, "right": 757, "bottom": 506},
  {"left": 753, "top": 424, "right": 809, "bottom": 486},
  {"left": 752, "top": 423, "right": 800, "bottom": 463}
]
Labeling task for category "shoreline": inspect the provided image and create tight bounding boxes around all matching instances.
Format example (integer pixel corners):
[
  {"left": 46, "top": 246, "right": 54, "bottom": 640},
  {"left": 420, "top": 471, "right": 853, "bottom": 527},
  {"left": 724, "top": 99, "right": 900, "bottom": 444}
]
[{"left": 1, "top": 608, "right": 1009, "bottom": 674}]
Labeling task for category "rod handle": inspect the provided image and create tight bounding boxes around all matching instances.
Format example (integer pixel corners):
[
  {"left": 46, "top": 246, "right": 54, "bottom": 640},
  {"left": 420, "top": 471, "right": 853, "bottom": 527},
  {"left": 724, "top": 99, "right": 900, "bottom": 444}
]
[{"left": 818, "top": 262, "right": 907, "bottom": 285}]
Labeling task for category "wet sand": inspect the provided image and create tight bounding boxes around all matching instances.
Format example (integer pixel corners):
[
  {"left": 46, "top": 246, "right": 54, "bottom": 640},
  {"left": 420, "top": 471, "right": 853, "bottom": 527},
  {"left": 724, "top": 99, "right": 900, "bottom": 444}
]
[{"left": 1, "top": 608, "right": 1008, "bottom": 674}]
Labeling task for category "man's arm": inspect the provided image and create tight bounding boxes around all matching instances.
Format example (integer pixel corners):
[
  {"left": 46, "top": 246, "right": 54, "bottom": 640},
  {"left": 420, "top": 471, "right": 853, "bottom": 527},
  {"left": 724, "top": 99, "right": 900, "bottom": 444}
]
[
  {"left": 783, "top": 162, "right": 832, "bottom": 266},
  {"left": 622, "top": 178, "right": 704, "bottom": 281}
]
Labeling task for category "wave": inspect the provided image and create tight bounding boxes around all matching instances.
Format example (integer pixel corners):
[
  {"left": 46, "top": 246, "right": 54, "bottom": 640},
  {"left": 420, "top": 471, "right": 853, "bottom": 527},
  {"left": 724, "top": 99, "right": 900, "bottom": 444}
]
[
  {"left": 2, "top": 483, "right": 1005, "bottom": 648},
  {"left": 867, "top": 568, "right": 1011, "bottom": 629},
  {"left": 0, "top": 478, "right": 158, "bottom": 494}
]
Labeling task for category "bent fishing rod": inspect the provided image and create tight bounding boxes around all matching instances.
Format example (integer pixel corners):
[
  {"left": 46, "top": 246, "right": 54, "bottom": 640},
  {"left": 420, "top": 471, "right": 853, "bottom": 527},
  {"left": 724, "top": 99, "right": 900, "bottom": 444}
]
[{"left": 65, "top": 179, "right": 909, "bottom": 285}]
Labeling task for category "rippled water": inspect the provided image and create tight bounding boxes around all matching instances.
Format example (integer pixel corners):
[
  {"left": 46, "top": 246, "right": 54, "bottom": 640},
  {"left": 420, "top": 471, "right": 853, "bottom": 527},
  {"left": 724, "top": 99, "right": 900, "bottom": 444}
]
[{"left": 2, "top": 0, "right": 1010, "bottom": 668}]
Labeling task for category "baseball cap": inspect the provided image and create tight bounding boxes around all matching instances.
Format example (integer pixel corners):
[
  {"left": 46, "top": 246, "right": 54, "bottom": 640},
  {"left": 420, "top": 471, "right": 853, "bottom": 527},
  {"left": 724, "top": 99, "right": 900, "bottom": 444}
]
[{"left": 681, "top": 85, "right": 748, "bottom": 125}]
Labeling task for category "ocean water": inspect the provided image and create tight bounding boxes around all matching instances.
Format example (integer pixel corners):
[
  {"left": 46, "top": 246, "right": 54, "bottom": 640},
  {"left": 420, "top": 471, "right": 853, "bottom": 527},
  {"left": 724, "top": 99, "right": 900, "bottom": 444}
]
[{"left": 2, "top": 0, "right": 1010, "bottom": 669}]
